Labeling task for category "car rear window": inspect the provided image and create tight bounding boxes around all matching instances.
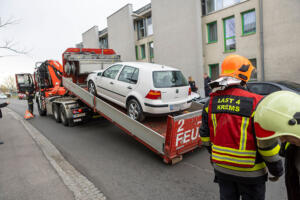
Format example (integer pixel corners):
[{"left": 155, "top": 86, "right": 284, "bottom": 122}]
[
  {"left": 276, "top": 81, "right": 300, "bottom": 92},
  {"left": 153, "top": 71, "right": 188, "bottom": 88}
]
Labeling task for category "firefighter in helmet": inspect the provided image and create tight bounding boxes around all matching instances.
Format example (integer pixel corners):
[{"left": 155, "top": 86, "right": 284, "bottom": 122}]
[
  {"left": 200, "top": 54, "right": 283, "bottom": 200},
  {"left": 254, "top": 91, "right": 300, "bottom": 200},
  {"left": 25, "top": 88, "right": 35, "bottom": 117}
]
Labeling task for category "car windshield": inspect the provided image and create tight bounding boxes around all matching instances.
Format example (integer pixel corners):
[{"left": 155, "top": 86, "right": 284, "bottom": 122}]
[
  {"left": 153, "top": 71, "right": 188, "bottom": 88},
  {"left": 276, "top": 81, "right": 300, "bottom": 92}
]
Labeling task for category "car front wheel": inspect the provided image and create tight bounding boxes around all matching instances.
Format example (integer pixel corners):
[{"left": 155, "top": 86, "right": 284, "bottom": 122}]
[
  {"left": 88, "top": 81, "right": 97, "bottom": 96},
  {"left": 127, "top": 99, "right": 145, "bottom": 122}
]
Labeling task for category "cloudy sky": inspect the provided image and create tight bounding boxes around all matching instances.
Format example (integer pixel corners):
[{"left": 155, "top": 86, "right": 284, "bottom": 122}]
[{"left": 0, "top": 0, "right": 150, "bottom": 84}]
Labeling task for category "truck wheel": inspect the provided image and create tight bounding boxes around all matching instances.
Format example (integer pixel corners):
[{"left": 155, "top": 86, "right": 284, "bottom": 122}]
[
  {"left": 88, "top": 81, "right": 97, "bottom": 96},
  {"left": 127, "top": 99, "right": 145, "bottom": 122},
  {"left": 60, "top": 105, "right": 68, "bottom": 126},
  {"left": 37, "top": 97, "right": 47, "bottom": 116},
  {"left": 53, "top": 104, "right": 61, "bottom": 123}
]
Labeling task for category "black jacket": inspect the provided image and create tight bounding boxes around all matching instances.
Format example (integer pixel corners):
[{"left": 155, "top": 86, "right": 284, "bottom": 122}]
[
  {"left": 0, "top": 103, "right": 8, "bottom": 118},
  {"left": 188, "top": 81, "right": 198, "bottom": 92},
  {"left": 280, "top": 142, "right": 300, "bottom": 200},
  {"left": 204, "top": 77, "right": 211, "bottom": 97}
]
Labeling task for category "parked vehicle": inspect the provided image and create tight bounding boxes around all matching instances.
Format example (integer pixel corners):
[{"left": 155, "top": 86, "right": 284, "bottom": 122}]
[
  {"left": 87, "top": 62, "right": 193, "bottom": 121},
  {"left": 247, "top": 81, "right": 300, "bottom": 95},
  {"left": 16, "top": 48, "right": 203, "bottom": 164},
  {"left": 18, "top": 93, "right": 26, "bottom": 100},
  {"left": 0, "top": 93, "right": 7, "bottom": 99},
  {"left": 193, "top": 96, "right": 210, "bottom": 105}
]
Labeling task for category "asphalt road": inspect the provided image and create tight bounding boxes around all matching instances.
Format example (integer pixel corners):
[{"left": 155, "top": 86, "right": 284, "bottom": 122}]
[{"left": 7, "top": 98, "right": 287, "bottom": 200}]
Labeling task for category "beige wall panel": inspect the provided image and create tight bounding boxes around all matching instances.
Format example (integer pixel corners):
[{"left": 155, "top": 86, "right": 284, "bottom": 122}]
[{"left": 107, "top": 4, "right": 136, "bottom": 61}]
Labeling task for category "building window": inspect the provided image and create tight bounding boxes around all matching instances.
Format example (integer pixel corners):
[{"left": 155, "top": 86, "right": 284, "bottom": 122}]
[
  {"left": 223, "top": 16, "right": 236, "bottom": 52},
  {"left": 206, "top": 0, "right": 241, "bottom": 14},
  {"left": 249, "top": 58, "right": 257, "bottom": 80},
  {"left": 207, "top": 21, "right": 218, "bottom": 43},
  {"left": 209, "top": 64, "right": 220, "bottom": 81},
  {"left": 137, "top": 19, "right": 145, "bottom": 40},
  {"left": 99, "top": 37, "right": 108, "bottom": 49},
  {"left": 135, "top": 46, "right": 139, "bottom": 60},
  {"left": 140, "top": 44, "right": 146, "bottom": 59},
  {"left": 242, "top": 9, "right": 256, "bottom": 35},
  {"left": 146, "top": 16, "right": 153, "bottom": 36},
  {"left": 148, "top": 42, "right": 154, "bottom": 63}
]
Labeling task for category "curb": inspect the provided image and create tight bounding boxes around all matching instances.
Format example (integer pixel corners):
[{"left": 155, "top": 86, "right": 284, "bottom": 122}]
[{"left": 6, "top": 108, "right": 107, "bottom": 200}]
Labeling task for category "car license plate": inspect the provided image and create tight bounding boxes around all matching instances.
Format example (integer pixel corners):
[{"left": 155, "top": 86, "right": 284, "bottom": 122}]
[
  {"left": 170, "top": 103, "right": 184, "bottom": 111},
  {"left": 73, "top": 113, "right": 86, "bottom": 118}
]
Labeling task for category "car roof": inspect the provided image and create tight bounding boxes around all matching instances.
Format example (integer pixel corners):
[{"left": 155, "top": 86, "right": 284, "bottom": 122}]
[
  {"left": 113, "top": 62, "right": 180, "bottom": 72},
  {"left": 248, "top": 80, "right": 300, "bottom": 93}
]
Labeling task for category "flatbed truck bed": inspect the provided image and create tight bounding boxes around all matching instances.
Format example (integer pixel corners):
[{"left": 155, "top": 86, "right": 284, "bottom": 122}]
[{"left": 63, "top": 77, "right": 203, "bottom": 164}]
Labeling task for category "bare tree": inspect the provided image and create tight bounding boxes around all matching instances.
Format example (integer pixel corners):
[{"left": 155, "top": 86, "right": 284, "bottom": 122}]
[
  {"left": 1, "top": 75, "right": 16, "bottom": 93},
  {"left": 0, "top": 17, "right": 29, "bottom": 57}
]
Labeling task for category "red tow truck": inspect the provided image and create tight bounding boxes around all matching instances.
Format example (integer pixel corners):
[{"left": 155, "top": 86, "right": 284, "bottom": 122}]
[{"left": 16, "top": 48, "right": 203, "bottom": 164}]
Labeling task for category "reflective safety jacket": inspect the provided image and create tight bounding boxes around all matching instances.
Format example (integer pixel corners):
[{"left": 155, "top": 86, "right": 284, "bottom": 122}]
[{"left": 200, "top": 86, "right": 283, "bottom": 182}]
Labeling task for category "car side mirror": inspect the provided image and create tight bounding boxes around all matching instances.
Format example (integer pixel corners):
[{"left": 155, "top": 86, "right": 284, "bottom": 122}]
[{"left": 97, "top": 72, "right": 102, "bottom": 76}]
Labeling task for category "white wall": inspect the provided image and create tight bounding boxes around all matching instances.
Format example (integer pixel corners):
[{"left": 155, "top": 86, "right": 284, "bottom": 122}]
[
  {"left": 107, "top": 4, "right": 136, "bottom": 61},
  {"left": 263, "top": 0, "right": 300, "bottom": 83},
  {"left": 82, "top": 26, "right": 99, "bottom": 48},
  {"left": 151, "top": 0, "right": 205, "bottom": 96}
]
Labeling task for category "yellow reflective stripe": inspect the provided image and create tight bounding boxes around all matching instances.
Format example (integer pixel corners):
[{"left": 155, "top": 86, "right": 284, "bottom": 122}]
[
  {"left": 213, "top": 144, "right": 256, "bottom": 154},
  {"left": 258, "top": 144, "right": 280, "bottom": 157},
  {"left": 201, "top": 137, "right": 210, "bottom": 142},
  {"left": 285, "top": 142, "right": 290, "bottom": 150},
  {"left": 216, "top": 162, "right": 266, "bottom": 172},
  {"left": 213, "top": 147, "right": 256, "bottom": 158},
  {"left": 211, "top": 114, "right": 217, "bottom": 136},
  {"left": 212, "top": 153, "right": 256, "bottom": 165},
  {"left": 205, "top": 107, "right": 208, "bottom": 113},
  {"left": 251, "top": 111, "right": 255, "bottom": 118},
  {"left": 239, "top": 117, "right": 250, "bottom": 150}
]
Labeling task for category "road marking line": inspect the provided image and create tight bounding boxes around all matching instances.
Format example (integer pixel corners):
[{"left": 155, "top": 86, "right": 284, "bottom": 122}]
[{"left": 6, "top": 108, "right": 106, "bottom": 200}]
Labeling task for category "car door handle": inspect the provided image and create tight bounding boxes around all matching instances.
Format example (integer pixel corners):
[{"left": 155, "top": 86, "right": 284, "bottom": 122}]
[
  {"left": 127, "top": 86, "right": 132, "bottom": 89},
  {"left": 110, "top": 82, "right": 114, "bottom": 85}
]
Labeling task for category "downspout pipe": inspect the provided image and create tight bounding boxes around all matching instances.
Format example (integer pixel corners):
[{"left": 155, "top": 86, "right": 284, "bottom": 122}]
[{"left": 259, "top": 0, "right": 265, "bottom": 81}]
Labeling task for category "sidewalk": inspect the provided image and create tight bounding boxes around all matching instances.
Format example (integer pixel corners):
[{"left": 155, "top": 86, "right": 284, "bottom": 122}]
[
  {"left": 0, "top": 107, "right": 106, "bottom": 200},
  {"left": 0, "top": 108, "right": 74, "bottom": 200}
]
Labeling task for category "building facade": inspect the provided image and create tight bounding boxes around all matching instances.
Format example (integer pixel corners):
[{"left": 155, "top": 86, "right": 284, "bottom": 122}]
[{"left": 80, "top": 0, "right": 300, "bottom": 96}]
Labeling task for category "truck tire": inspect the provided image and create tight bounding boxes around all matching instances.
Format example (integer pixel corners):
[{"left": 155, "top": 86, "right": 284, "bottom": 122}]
[
  {"left": 60, "top": 105, "right": 68, "bottom": 126},
  {"left": 127, "top": 99, "right": 145, "bottom": 122},
  {"left": 53, "top": 104, "right": 61, "bottom": 123},
  {"left": 37, "top": 97, "right": 47, "bottom": 116},
  {"left": 88, "top": 81, "right": 97, "bottom": 96}
]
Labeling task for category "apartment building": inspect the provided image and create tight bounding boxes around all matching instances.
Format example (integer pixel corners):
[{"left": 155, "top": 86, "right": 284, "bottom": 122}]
[{"left": 80, "top": 0, "right": 300, "bottom": 95}]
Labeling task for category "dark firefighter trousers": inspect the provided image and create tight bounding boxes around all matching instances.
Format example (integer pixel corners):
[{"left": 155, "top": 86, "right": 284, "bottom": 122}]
[
  {"left": 217, "top": 179, "right": 266, "bottom": 200},
  {"left": 28, "top": 100, "right": 34, "bottom": 114}
]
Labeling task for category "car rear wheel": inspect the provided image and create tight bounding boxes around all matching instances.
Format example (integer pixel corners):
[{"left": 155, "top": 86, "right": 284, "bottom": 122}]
[
  {"left": 88, "top": 81, "right": 97, "bottom": 96},
  {"left": 127, "top": 99, "right": 145, "bottom": 122}
]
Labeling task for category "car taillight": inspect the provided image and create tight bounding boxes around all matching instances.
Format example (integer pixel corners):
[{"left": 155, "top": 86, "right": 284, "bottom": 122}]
[
  {"left": 188, "top": 88, "right": 191, "bottom": 95},
  {"left": 72, "top": 109, "right": 83, "bottom": 114},
  {"left": 145, "top": 90, "right": 161, "bottom": 100}
]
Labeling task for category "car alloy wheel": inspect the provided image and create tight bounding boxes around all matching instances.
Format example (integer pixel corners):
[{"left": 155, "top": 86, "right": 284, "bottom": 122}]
[
  {"left": 129, "top": 103, "right": 138, "bottom": 120},
  {"left": 88, "top": 81, "right": 96, "bottom": 95},
  {"left": 127, "top": 99, "right": 145, "bottom": 122}
]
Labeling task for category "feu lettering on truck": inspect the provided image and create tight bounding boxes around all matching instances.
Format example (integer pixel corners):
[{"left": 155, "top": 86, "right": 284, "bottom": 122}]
[{"left": 175, "top": 118, "right": 202, "bottom": 149}]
